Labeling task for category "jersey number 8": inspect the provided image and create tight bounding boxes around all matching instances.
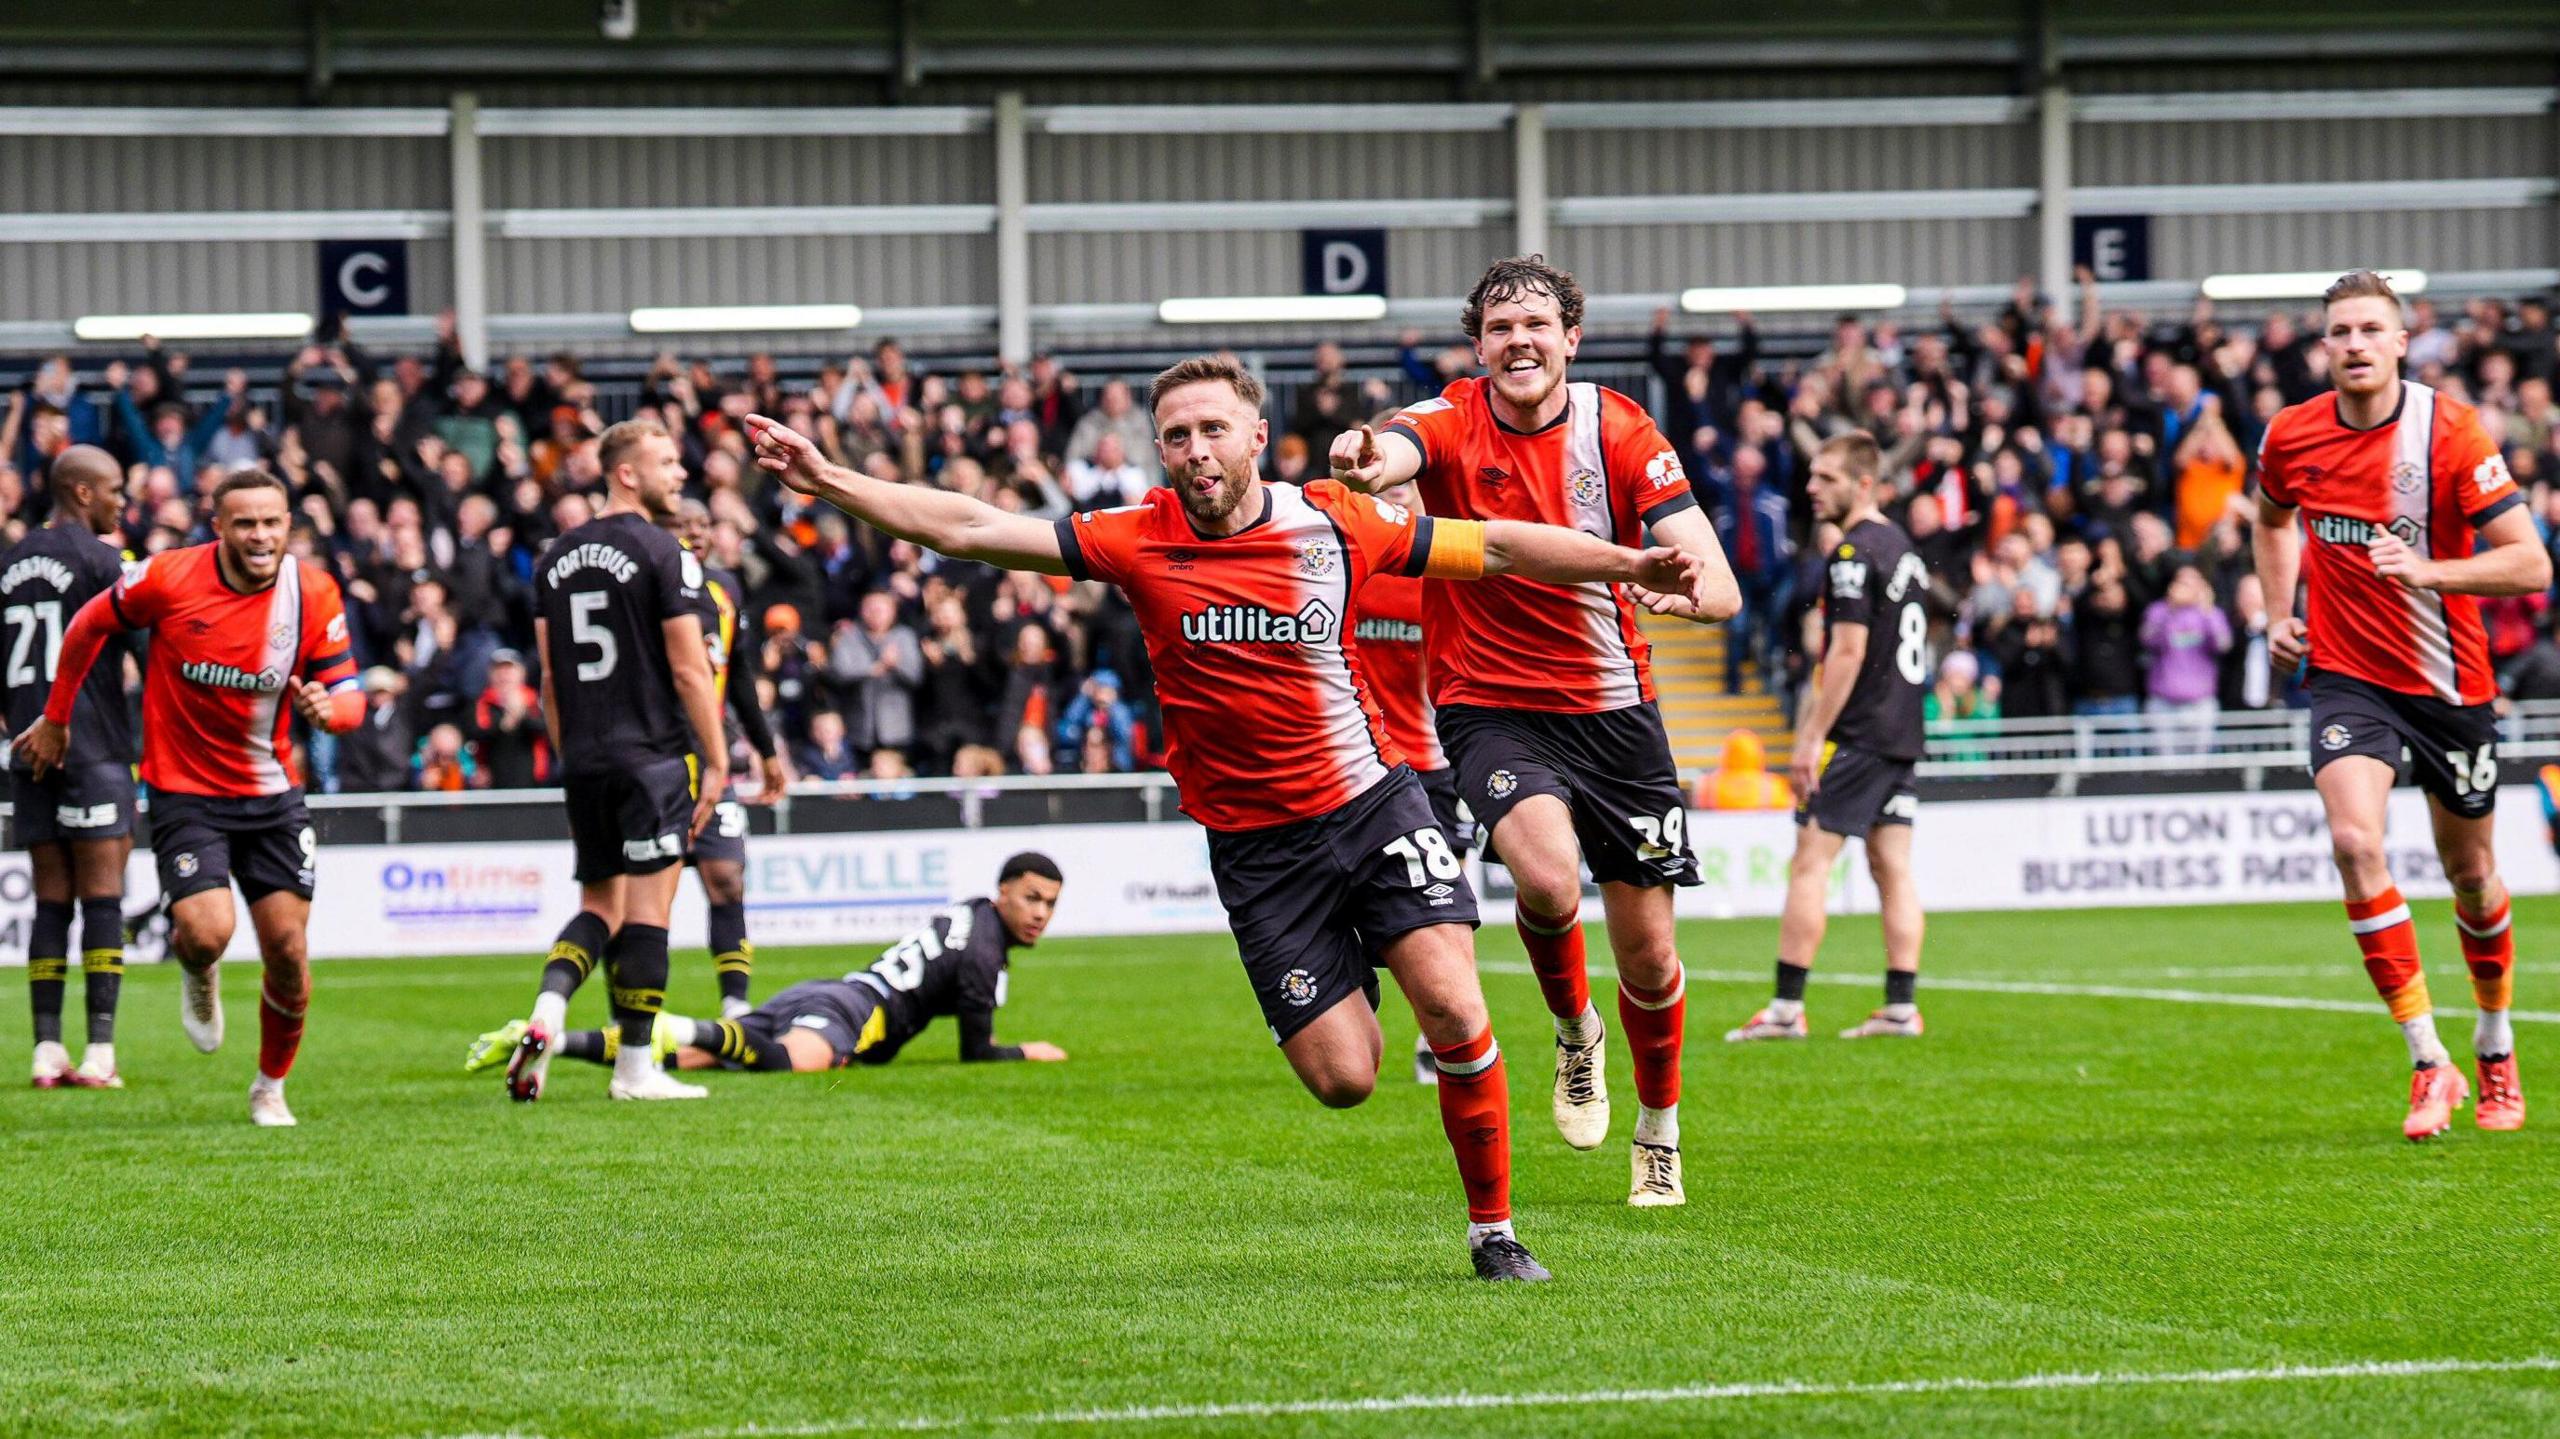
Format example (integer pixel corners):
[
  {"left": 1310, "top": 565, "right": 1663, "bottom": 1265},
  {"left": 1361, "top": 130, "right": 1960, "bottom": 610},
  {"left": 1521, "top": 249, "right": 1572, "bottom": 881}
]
[{"left": 1895, "top": 604, "right": 1928, "bottom": 685}]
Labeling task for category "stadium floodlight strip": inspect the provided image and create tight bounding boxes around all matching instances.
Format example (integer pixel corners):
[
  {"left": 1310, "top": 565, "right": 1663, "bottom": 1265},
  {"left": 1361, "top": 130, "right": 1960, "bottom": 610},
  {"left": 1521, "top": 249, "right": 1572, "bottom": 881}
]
[
  {"left": 626, "top": 304, "right": 865, "bottom": 335},
  {"left": 1157, "top": 295, "right": 1390, "bottom": 325},
  {"left": 2199, "top": 270, "right": 2428, "bottom": 302},
  {"left": 1679, "top": 284, "right": 1908, "bottom": 314},
  {"left": 71, "top": 312, "right": 314, "bottom": 342}
]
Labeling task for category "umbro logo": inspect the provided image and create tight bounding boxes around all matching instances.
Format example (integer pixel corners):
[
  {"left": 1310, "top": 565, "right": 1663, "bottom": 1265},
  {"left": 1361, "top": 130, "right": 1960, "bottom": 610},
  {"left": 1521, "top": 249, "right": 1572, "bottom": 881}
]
[
  {"left": 186, "top": 618, "right": 215, "bottom": 634},
  {"left": 1478, "top": 467, "right": 1510, "bottom": 490},
  {"left": 1165, "top": 549, "right": 1197, "bottom": 570}
]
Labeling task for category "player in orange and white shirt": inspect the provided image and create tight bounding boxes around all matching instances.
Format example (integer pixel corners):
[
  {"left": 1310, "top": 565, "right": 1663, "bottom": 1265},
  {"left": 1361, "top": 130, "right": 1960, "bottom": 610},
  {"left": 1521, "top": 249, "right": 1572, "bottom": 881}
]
[
  {"left": 16, "top": 471, "right": 366, "bottom": 1127},
  {"left": 2254, "top": 269, "right": 2547, "bottom": 1141},
  {"left": 1332, "top": 255, "right": 1739, "bottom": 1207},
  {"left": 1355, "top": 562, "right": 1474, "bottom": 1086},
  {"left": 744, "top": 356, "right": 1704, "bottom": 1283}
]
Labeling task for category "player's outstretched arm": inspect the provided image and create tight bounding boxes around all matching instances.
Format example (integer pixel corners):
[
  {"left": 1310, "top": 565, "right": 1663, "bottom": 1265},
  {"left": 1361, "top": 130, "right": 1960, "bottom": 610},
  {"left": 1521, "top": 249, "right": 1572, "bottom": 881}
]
[
  {"left": 1329, "top": 423, "right": 1421, "bottom": 494},
  {"left": 1477, "top": 519, "right": 1707, "bottom": 606},
  {"left": 1629, "top": 505, "right": 1743, "bottom": 622},
  {"left": 12, "top": 589, "right": 131, "bottom": 778},
  {"left": 747, "top": 414, "right": 1069, "bottom": 575}
]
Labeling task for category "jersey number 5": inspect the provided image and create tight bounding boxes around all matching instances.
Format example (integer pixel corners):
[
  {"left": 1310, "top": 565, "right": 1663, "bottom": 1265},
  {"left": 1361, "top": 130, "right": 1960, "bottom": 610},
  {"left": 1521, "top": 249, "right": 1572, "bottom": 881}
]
[{"left": 568, "top": 591, "right": 619, "bottom": 682}]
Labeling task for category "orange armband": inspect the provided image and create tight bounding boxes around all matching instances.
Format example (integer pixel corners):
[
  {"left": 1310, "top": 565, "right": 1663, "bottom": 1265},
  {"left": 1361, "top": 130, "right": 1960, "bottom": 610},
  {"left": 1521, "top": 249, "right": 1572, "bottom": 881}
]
[{"left": 1417, "top": 518, "right": 1487, "bottom": 581}]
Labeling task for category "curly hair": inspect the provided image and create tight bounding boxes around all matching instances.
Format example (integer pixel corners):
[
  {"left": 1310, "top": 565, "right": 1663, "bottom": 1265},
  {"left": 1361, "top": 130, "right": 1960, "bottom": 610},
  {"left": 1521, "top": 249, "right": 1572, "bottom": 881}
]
[{"left": 1462, "top": 255, "right": 1585, "bottom": 340}]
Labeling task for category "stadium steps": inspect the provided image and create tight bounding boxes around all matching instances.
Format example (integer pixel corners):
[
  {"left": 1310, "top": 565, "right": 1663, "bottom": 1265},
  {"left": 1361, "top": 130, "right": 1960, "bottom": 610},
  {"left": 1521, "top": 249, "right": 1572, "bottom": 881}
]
[{"left": 1640, "top": 612, "right": 1794, "bottom": 776}]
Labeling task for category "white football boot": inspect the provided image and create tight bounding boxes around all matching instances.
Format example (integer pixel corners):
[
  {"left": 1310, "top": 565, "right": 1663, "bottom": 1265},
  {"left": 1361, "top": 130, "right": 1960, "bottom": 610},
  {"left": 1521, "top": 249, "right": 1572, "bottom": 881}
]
[
  {"left": 248, "top": 1079, "right": 296, "bottom": 1128},
  {"left": 180, "top": 964, "right": 225, "bottom": 1053},
  {"left": 1552, "top": 1021, "right": 1610, "bottom": 1150},
  {"left": 30, "top": 1040, "right": 72, "bottom": 1088}
]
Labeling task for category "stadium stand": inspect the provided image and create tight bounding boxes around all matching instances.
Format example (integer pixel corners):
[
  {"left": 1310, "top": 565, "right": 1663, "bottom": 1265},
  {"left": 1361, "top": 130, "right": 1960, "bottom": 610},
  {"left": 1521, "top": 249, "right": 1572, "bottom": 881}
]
[{"left": 6, "top": 283, "right": 2557, "bottom": 789}]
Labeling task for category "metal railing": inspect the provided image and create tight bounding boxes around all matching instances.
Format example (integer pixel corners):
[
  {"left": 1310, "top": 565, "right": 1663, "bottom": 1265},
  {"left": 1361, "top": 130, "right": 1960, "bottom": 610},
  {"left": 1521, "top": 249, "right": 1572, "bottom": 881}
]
[{"left": 1915, "top": 699, "right": 2560, "bottom": 786}]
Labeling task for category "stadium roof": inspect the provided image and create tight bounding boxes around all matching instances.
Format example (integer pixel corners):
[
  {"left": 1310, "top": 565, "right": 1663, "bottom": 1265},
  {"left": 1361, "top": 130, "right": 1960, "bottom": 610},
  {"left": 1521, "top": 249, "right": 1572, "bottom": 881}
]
[{"left": 11, "top": 1, "right": 2557, "bottom": 90}]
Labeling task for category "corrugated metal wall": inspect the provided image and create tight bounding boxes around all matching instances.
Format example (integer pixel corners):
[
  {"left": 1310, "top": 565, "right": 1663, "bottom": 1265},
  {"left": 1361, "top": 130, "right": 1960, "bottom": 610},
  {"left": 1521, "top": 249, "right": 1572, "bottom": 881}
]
[
  {"left": 491, "top": 236, "right": 989, "bottom": 312},
  {"left": 0, "top": 57, "right": 2552, "bottom": 333},
  {"left": 1568, "top": 220, "right": 2029, "bottom": 295},
  {"left": 1, "top": 240, "right": 454, "bottom": 320},
  {"left": 2076, "top": 116, "right": 2525, "bottom": 185},
  {"left": 0, "top": 131, "right": 447, "bottom": 320},
  {"left": 2150, "top": 211, "right": 2549, "bottom": 278}
]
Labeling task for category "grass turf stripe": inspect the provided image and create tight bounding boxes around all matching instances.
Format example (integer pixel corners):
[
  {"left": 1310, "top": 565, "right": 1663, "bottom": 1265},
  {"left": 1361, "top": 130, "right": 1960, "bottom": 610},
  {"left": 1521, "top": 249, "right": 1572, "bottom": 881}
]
[{"left": 647, "top": 1355, "right": 2560, "bottom": 1435}]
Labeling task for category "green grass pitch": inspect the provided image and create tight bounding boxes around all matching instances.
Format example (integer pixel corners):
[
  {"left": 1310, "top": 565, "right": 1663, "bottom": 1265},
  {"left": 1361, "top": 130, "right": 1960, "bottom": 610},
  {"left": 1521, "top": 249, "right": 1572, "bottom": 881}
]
[{"left": 4, "top": 899, "right": 2556, "bottom": 1437}]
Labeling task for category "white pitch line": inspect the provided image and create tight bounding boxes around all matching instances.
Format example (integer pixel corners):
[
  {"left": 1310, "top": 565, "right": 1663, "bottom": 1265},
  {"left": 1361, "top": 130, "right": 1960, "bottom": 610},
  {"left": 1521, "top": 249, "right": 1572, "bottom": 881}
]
[
  {"left": 1477, "top": 963, "right": 2560, "bottom": 1026},
  {"left": 644, "top": 1354, "right": 2560, "bottom": 1436}
]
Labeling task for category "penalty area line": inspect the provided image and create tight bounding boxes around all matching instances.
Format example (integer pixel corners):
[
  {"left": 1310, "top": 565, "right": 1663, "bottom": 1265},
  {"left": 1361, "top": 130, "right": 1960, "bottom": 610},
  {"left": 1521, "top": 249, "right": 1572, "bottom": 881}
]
[
  {"left": 1475, "top": 963, "right": 2560, "bottom": 1026},
  {"left": 644, "top": 1354, "right": 2560, "bottom": 1436}
]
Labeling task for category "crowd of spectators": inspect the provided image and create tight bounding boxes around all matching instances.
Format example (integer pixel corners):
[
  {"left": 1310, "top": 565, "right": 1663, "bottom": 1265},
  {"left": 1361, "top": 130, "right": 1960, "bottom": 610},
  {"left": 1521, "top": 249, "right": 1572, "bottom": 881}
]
[
  {"left": 8, "top": 277, "right": 2560, "bottom": 791},
  {"left": 1649, "top": 274, "right": 2560, "bottom": 749},
  {"left": 0, "top": 317, "right": 1171, "bottom": 792}
]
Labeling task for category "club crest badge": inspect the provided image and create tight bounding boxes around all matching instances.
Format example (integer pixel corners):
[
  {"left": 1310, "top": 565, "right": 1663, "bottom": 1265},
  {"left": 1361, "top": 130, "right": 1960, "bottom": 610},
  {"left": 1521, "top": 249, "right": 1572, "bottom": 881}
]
[{"left": 1279, "top": 969, "right": 1321, "bottom": 1007}]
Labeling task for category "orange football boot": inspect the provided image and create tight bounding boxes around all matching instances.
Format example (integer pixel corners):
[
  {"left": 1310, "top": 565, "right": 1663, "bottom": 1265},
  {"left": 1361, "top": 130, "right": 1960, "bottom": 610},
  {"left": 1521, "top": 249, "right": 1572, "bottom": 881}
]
[
  {"left": 2404, "top": 1063, "right": 2469, "bottom": 1142},
  {"left": 2475, "top": 1054, "right": 2525, "bottom": 1132}
]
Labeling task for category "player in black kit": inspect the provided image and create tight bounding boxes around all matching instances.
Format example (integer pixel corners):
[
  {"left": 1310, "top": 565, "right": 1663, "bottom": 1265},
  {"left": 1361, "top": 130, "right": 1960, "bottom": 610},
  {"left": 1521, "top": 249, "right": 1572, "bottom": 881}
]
[
  {"left": 503, "top": 416, "right": 729, "bottom": 1102},
  {"left": 1729, "top": 431, "right": 1933, "bottom": 1042},
  {"left": 3, "top": 447, "right": 136, "bottom": 1088},
  {"left": 517, "top": 854, "right": 1067, "bottom": 1074},
  {"left": 664, "top": 499, "right": 789, "bottom": 1020}
]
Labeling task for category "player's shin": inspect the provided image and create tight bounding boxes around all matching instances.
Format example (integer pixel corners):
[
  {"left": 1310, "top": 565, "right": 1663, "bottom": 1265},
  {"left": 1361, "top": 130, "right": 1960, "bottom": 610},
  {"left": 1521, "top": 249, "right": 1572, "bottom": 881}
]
[
  {"left": 605, "top": 923, "right": 672, "bottom": 1082},
  {"left": 2348, "top": 887, "right": 2448, "bottom": 1067},
  {"left": 1516, "top": 901, "right": 1594, "bottom": 1037},
  {"left": 1429, "top": 1028, "right": 1512, "bottom": 1232},
  {"left": 256, "top": 978, "right": 307, "bottom": 1083},
  {"left": 2456, "top": 893, "right": 2515, "bottom": 1059},
  {"left": 533, "top": 911, "right": 611, "bottom": 1032},
  {"left": 1617, "top": 960, "right": 1685, "bottom": 1144},
  {"left": 708, "top": 902, "right": 753, "bottom": 1017},
  {"left": 79, "top": 897, "right": 123, "bottom": 1047},
  {"left": 27, "top": 899, "right": 72, "bottom": 1048}
]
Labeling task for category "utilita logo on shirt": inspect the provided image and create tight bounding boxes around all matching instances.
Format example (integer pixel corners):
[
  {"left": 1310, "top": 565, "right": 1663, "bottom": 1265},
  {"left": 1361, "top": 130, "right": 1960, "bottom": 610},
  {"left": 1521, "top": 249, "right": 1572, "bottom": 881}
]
[
  {"left": 180, "top": 660, "right": 286, "bottom": 693},
  {"left": 2307, "top": 512, "right": 2422, "bottom": 548},
  {"left": 1181, "top": 600, "right": 1339, "bottom": 647}
]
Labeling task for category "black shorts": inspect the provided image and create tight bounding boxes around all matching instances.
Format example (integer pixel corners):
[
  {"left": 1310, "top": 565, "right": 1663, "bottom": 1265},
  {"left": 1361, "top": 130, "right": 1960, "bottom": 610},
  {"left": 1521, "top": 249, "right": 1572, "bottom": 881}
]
[
  {"left": 686, "top": 799, "right": 749, "bottom": 869},
  {"left": 2307, "top": 668, "right": 2500, "bottom": 819},
  {"left": 1796, "top": 742, "right": 1919, "bottom": 840},
  {"left": 149, "top": 790, "right": 316, "bottom": 905},
  {"left": 1436, "top": 701, "right": 1699, "bottom": 888},
  {"left": 9, "top": 763, "right": 137, "bottom": 849},
  {"left": 1207, "top": 768, "right": 1479, "bottom": 1045},
  {"left": 564, "top": 756, "right": 697, "bottom": 884},
  {"left": 738, "top": 978, "right": 882, "bottom": 1069},
  {"left": 1416, "top": 765, "right": 1476, "bottom": 853}
]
